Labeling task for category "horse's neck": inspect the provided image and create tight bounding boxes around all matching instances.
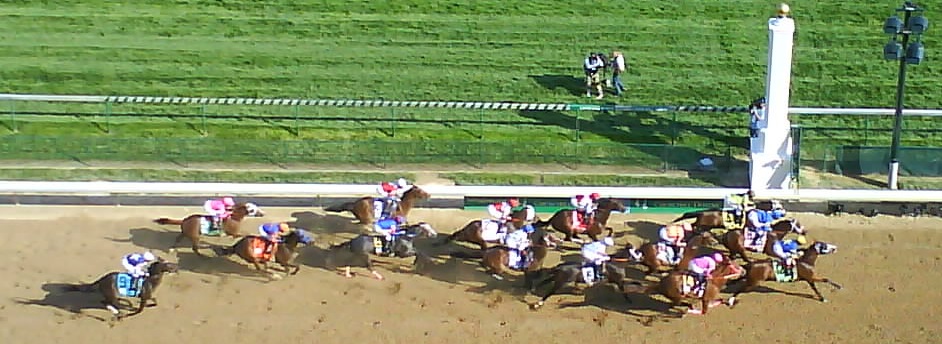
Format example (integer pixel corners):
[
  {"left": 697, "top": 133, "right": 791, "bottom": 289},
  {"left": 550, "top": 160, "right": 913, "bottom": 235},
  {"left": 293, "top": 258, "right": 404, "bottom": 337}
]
[
  {"left": 595, "top": 210, "right": 612, "bottom": 224},
  {"left": 800, "top": 250, "right": 819, "bottom": 265},
  {"left": 147, "top": 273, "right": 164, "bottom": 290}
]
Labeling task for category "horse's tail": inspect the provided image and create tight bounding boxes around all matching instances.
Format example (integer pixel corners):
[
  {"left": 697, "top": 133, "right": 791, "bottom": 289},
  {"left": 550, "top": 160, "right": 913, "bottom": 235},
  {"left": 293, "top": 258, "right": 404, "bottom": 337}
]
[
  {"left": 154, "top": 218, "right": 184, "bottom": 225},
  {"left": 324, "top": 201, "right": 355, "bottom": 213},
  {"left": 449, "top": 250, "right": 484, "bottom": 259}
]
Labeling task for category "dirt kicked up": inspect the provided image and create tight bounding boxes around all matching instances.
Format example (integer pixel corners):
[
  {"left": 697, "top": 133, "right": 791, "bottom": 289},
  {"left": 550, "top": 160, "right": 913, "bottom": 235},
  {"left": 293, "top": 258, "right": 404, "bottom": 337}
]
[{"left": 1, "top": 205, "right": 940, "bottom": 343}]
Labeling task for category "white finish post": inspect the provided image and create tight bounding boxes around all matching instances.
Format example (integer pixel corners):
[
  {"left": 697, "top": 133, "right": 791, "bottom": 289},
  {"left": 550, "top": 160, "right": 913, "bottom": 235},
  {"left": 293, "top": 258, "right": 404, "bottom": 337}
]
[{"left": 751, "top": 4, "right": 796, "bottom": 190}]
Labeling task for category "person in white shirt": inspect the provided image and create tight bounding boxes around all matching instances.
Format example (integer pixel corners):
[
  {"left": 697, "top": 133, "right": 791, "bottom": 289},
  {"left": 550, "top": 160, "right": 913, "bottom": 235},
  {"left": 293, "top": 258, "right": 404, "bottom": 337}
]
[{"left": 611, "top": 51, "right": 627, "bottom": 96}]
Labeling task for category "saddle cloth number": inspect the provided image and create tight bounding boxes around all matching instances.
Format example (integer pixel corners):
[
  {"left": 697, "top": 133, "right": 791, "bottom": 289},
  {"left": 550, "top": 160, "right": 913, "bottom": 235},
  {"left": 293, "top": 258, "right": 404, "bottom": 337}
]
[
  {"left": 581, "top": 266, "right": 596, "bottom": 285},
  {"left": 743, "top": 230, "right": 766, "bottom": 251},
  {"left": 681, "top": 274, "right": 704, "bottom": 297},
  {"left": 772, "top": 260, "right": 798, "bottom": 282},
  {"left": 115, "top": 273, "right": 143, "bottom": 298},
  {"left": 373, "top": 237, "right": 384, "bottom": 255},
  {"left": 251, "top": 238, "right": 275, "bottom": 261},
  {"left": 656, "top": 243, "right": 677, "bottom": 264}
]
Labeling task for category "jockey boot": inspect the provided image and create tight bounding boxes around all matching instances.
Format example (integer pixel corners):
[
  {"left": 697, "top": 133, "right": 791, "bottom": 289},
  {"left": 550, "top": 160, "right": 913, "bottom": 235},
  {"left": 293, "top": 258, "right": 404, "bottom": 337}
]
[
  {"left": 594, "top": 264, "right": 603, "bottom": 281},
  {"left": 382, "top": 238, "right": 393, "bottom": 256},
  {"left": 672, "top": 245, "right": 683, "bottom": 263}
]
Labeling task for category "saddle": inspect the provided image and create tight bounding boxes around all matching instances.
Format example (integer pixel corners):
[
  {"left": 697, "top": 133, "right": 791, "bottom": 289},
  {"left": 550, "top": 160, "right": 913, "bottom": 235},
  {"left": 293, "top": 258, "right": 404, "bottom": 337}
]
[
  {"left": 200, "top": 216, "right": 223, "bottom": 236},
  {"left": 115, "top": 273, "right": 145, "bottom": 298},
  {"left": 572, "top": 211, "right": 595, "bottom": 232},
  {"left": 507, "top": 249, "right": 530, "bottom": 270}
]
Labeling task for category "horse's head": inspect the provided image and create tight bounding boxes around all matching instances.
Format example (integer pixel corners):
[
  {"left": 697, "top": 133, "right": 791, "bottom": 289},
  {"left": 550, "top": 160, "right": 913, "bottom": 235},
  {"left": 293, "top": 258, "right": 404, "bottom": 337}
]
[
  {"left": 810, "top": 241, "right": 838, "bottom": 255},
  {"left": 233, "top": 202, "right": 264, "bottom": 217},
  {"left": 403, "top": 185, "right": 431, "bottom": 201},
  {"left": 512, "top": 205, "right": 537, "bottom": 223},
  {"left": 714, "top": 257, "right": 744, "bottom": 281},
  {"left": 773, "top": 217, "right": 806, "bottom": 236},
  {"left": 404, "top": 222, "right": 437, "bottom": 239},
  {"left": 148, "top": 260, "right": 179, "bottom": 275},
  {"left": 597, "top": 198, "right": 627, "bottom": 212}
]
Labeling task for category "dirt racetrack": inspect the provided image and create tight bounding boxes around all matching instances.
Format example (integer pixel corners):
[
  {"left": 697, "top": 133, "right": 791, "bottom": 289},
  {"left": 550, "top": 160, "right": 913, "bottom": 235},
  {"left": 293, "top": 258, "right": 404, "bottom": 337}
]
[{"left": 2, "top": 204, "right": 941, "bottom": 344}]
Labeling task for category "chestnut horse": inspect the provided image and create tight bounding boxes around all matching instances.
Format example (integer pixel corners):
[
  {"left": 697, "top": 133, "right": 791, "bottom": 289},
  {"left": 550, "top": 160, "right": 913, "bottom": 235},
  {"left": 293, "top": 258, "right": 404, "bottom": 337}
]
[
  {"left": 534, "top": 198, "right": 626, "bottom": 243},
  {"left": 440, "top": 205, "right": 538, "bottom": 250},
  {"left": 213, "top": 229, "right": 315, "bottom": 279},
  {"left": 451, "top": 226, "right": 559, "bottom": 291},
  {"left": 719, "top": 217, "right": 806, "bottom": 262},
  {"left": 66, "top": 259, "right": 178, "bottom": 321},
  {"left": 729, "top": 241, "right": 842, "bottom": 305},
  {"left": 623, "top": 256, "right": 744, "bottom": 316},
  {"left": 672, "top": 200, "right": 780, "bottom": 233},
  {"left": 324, "top": 185, "right": 430, "bottom": 225},
  {"left": 155, "top": 202, "right": 265, "bottom": 257},
  {"left": 623, "top": 231, "right": 718, "bottom": 275}
]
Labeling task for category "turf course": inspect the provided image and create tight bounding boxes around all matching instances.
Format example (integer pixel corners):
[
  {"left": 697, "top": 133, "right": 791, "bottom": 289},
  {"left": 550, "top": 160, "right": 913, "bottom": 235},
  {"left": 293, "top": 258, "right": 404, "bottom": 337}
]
[{"left": 1, "top": 0, "right": 940, "bottom": 184}]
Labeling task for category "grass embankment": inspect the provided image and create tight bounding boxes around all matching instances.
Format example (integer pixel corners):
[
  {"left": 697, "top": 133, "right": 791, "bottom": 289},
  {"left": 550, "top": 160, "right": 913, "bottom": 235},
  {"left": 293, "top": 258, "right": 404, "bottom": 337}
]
[{"left": 1, "top": 1, "right": 940, "bottom": 184}]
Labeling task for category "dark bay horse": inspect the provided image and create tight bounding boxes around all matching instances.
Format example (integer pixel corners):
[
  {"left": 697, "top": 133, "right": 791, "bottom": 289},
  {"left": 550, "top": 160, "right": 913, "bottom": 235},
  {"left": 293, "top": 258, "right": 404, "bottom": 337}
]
[
  {"left": 326, "top": 222, "right": 438, "bottom": 281},
  {"left": 213, "top": 229, "right": 315, "bottom": 279},
  {"left": 324, "top": 185, "right": 430, "bottom": 225},
  {"left": 624, "top": 232, "right": 718, "bottom": 275},
  {"left": 451, "top": 226, "right": 559, "bottom": 290},
  {"left": 66, "top": 259, "right": 179, "bottom": 320},
  {"left": 530, "top": 259, "right": 631, "bottom": 310},
  {"left": 729, "top": 241, "right": 842, "bottom": 304},
  {"left": 623, "top": 257, "right": 744, "bottom": 316},
  {"left": 719, "top": 217, "right": 807, "bottom": 262},
  {"left": 534, "top": 198, "right": 626, "bottom": 243},
  {"left": 155, "top": 202, "right": 265, "bottom": 257},
  {"left": 672, "top": 200, "right": 780, "bottom": 233},
  {"left": 440, "top": 205, "right": 538, "bottom": 250}
]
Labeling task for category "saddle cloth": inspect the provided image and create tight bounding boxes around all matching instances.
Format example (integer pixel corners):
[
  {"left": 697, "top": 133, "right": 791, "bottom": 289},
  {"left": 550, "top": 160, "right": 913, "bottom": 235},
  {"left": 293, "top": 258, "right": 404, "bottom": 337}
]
[
  {"left": 199, "top": 216, "right": 222, "bottom": 236},
  {"left": 481, "top": 219, "right": 507, "bottom": 242},
  {"left": 115, "top": 273, "right": 144, "bottom": 298}
]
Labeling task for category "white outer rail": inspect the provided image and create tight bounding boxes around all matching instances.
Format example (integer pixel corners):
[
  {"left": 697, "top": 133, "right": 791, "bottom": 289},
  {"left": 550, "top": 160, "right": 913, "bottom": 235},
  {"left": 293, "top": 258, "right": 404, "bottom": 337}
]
[{"left": 0, "top": 181, "right": 938, "bottom": 203}]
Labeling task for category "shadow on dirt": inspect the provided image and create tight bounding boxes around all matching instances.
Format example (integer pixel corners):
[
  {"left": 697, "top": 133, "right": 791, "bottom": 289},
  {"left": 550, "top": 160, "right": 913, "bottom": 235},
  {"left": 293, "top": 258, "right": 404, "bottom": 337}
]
[{"left": 13, "top": 282, "right": 114, "bottom": 322}]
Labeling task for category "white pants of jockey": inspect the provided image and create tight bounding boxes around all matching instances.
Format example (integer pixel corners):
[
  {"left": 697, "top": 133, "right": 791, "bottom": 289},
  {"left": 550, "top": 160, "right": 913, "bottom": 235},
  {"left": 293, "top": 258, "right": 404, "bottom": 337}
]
[{"left": 122, "top": 262, "right": 148, "bottom": 278}]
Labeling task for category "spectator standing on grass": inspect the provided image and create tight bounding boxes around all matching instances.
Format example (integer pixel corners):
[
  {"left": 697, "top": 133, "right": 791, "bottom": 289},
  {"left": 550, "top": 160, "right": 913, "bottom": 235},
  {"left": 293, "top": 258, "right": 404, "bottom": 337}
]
[
  {"left": 610, "top": 51, "right": 627, "bottom": 96},
  {"left": 749, "top": 97, "right": 766, "bottom": 138},
  {"left": 583, "top": 53, "right": 605, "bottom": 100}
]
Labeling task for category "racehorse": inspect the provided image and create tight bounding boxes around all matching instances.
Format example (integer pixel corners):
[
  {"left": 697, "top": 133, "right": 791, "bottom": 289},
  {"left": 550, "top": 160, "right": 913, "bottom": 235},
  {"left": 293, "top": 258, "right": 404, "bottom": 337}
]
[
  {"left": 66, "top": 259, "right": 179, "bottom": 321},
  {"left": 326, "top": 222, "right": 438, "bottom": 281},
  {"left": 729, "top": 241, "right": 842, "bottom": 304},
  {"left": 324, "top": 185, "right": 430, "bottom": 225},
  {"left": 719, "top": 217, "right": 807, "bottom": 262},
  {"left": 450, "top": 226, "right": 560, "bottom": 291},
  {"left": 440, "top": 205, "right": 539, "bottom": 250},
  {"left": 623, "top": 256, "right": 743, "bottom": 316},
  {"left": 672, "top": 200, "right": 781, "bottom": 233},
  {"left": 623, "top": 231, "right": 718, "bottom": 275},
  {"left": 154, "top": 202, "right": 265, "bottom": 257},
  {"left": 533, "top": 198, "right": 626, "bottom": 243},
  {"left": 213, "top": 228, "right": 315, "bottom": 279},
  {"left": 530, "top": 260, "right": 631, "bottom": 310}
]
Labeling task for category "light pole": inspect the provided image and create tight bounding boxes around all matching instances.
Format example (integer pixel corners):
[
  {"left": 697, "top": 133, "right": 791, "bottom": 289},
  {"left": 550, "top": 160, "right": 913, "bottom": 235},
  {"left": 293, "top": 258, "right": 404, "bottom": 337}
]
[{"left": 883, "top": 2, "right": 928, "bottom": 189}]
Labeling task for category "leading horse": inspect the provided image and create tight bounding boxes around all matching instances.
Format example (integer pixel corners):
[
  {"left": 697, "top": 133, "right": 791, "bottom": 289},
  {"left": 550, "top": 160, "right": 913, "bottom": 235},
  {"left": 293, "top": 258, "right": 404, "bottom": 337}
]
[
  {"left": 214, "top": 228, "right": 315, "bottom": 279},
  {"left": 440, "top": 205, "right": 539, "bottom": 250},
  {"left": 154, "top": 202, "right": 265, "bottom": 257},
  {"left": 66, "top": 259, "right": 179, "bottom": 321},
  {"left": 324, "top": 185, "right": 430, "bottom": 225},
  {"left": 534, "top": 198, "right": 626, "bottom": 243},
  {"left": 623, "top": 256, "right": 743, "bottom": 316},
  {"left": 729, "top": 241, "right": 842, "bottom": 305}
]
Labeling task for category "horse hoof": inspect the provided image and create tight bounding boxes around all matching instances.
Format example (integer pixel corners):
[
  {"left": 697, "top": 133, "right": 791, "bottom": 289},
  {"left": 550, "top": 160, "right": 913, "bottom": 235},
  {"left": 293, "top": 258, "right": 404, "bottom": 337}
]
[
  {"left": 727, "top": 297, "right": 737, "bottom": 307},
  {"left": 491, "top": 274, "right": 504, "bottom": 281},
  {"left": 821, "top": 298, "right": 829, "bottom": 303},
  {"left": 685, "top": 309, "right": 703, "bottom": 315},
  {"left": 269, "top": 274, "right": 283, "bottom": 281}
]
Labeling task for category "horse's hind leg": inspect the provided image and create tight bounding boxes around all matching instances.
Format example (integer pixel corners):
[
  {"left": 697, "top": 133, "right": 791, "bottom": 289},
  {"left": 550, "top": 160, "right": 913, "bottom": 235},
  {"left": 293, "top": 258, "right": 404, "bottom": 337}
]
[{"left": 361, "top": 255, "right": 384, "bottom": 280}]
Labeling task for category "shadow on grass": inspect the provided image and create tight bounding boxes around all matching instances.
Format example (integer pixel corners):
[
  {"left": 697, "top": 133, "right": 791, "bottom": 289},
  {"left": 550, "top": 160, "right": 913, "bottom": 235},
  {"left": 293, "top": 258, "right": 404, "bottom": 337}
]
[{"left": 530, "top": 74, "right": 586, "bottom": 97}]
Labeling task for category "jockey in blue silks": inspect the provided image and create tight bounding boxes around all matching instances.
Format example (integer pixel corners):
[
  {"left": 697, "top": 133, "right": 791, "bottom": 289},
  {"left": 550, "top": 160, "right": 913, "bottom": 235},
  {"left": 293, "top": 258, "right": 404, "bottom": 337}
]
[
  {"left": 746, "top": 208, "right": 773, "bottom": 247},
  {"left": 374, "top": 216, "right": 406, "bottom": 255}
]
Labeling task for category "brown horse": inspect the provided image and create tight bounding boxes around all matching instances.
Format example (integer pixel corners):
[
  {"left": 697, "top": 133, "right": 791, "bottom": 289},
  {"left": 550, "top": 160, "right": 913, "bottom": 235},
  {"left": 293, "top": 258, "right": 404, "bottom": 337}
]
[
  {"left": 323, "top": 185, "right": 430, "bottom": 225},
  {"left": 729, "top": 241, "right": 842, "bottom": 305},
  {"left": 672, "top": 200, "right": 781, "bottom": 233},
  {"left": 719, "top": 217, "right": 807, "bottom": 262},
  {"left": 154, "top": 202, "right": 265, "bottom": 257},
  {"left": 66, "top": 259, "right": 179, "bottom": 321},
  {"left": 450, "top": 226, "right": 559, "bottom": 291},
  {"left": 623, "top": 231, "right": 718, "bottom": 275},
  {"left": 213, "top": 229, "right": 315, "bottom": 279},
  {"left": 440, "top": 205, "right": 539, "bottom": 250},
  {"left": 534, "top": 198, "right": 626, "bottom": 243},
  {"left": 623, "top": 256, "right": 744, "bottom": 316}
]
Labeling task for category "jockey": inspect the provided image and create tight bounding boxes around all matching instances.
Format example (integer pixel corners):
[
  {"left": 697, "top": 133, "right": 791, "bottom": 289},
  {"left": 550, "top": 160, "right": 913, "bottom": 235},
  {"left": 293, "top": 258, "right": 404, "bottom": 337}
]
[
  {"left": 375, "top": 178, "right": 412, "bottom": 219},
  {"left": 772, "top": 239, "right": 801, "bottom": 268},
  {"left": 121, "top": 251, "right": 157, "bottom": 283},
  {"left": 570, "top": 192, "right": 601, "bottom": 226},
  {"left": 659, "top": 222, "right": 694, "bottom": 263},
  {"left": 581, "top": 236, "right": 615, "bottom": 281},
  {"left": 688, "top": 252, "right": 724, "bottom": 291},
  {"left": 746, "top": 208, "right": 774, "bottom": 246},
  {"left": 258, "top": 222, "right": 290, "bottom": 255},
  {"left": 487, "top": 198, "right": 520, "bottom": 232},
  {"left": 503, "top": 225, "right": 533, "bottom": 268},
  {"left": 204, "top": 196, "right": 235, "bottom": 228},
  {"left": 374, "top": 216, "right": 406, "bottom": 255},
  {"left": 724, "top": 190, "right": 755, "bottom": 223}
]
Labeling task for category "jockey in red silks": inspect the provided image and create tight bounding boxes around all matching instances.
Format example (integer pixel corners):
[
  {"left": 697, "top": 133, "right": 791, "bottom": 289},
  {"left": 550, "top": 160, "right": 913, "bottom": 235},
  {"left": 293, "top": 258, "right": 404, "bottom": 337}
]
[
  {"left": 487, "top": 198, "right": 520, "bottom": 232},
  {"left": 375, "top": 178, "right": 412, "bottom": 219},
  {"left": 570, "top": 192, "right": 601, "bottom": 227},
  {"left": 204, "top": 196, "right": 235, "bottom": 228}
]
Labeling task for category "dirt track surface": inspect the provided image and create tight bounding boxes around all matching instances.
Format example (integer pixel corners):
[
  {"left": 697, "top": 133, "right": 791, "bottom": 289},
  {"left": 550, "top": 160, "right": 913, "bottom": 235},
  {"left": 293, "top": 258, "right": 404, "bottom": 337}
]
[{"left": 2, "top": 205, "right": 941, "bottom": 343}]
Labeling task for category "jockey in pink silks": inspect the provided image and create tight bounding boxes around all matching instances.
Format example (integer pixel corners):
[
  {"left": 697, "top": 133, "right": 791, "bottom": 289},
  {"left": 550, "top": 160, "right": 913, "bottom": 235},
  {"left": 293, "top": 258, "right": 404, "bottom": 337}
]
[
  {"left": 688, "top": 252, "right": 724, "bottom": 291},
  {"left": 204, "top": 197, "right": 235, "bottom": 228}
]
